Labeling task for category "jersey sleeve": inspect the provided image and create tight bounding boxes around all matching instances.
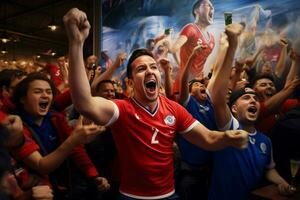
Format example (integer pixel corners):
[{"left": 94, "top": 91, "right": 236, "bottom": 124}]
[
  {"left": 105, "top": 100, "right": 120, "bottom": 127},
  {"left": 180, "top": 24, "right": 196, "bottom": 38},
  {"left": 11, "top": 128, "right": 40, "bottom": 161},
  {"left": 174, "top": 102, "right": 198, "bottom": 134}
]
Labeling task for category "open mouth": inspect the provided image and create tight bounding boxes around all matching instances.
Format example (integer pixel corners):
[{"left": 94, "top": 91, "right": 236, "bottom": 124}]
[
  {"left": 39, "top": 101, "right": 49, "bottom": 110},
  {"left": 265, "top": 89, "right": 274, "bottom": 97},
  {"left": 247, "top": 106, "right": 257, "bottom": 115},
  {"left": 200, "top": 89, "right": 206, "bottom": 94},
  {"left": 145, "top": 80, "right": 157, "bottom": 92}
]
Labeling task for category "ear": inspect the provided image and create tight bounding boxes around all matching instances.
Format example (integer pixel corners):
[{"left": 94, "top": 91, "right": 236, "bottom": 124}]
[
  {"left": 127, "top": 78, "right": 134, "bottom": 89},
  {"left": 231, "top": 104, "right": 238, "bottom": 115}
]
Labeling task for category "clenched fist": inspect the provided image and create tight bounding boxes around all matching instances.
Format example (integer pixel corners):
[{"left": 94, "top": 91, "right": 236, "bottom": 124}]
[
  {"left": 225, "top": 129, "right": 249, "bottom": 149},
  {"left": 63, "top": 8, "right": 91, "bottom": 44}
]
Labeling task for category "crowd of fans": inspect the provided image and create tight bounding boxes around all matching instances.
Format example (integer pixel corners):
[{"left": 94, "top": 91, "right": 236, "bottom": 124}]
[{"left": 1, "top": 1, "right": 300, "bottom": 200}]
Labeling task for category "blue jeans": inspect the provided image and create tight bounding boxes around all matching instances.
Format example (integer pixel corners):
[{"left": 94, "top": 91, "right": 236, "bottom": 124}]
[{"left": 118, "top": 193, "right": 179, "bottom": 200}]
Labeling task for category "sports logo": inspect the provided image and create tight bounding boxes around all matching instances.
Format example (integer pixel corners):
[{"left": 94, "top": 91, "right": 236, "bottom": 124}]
[
  {"left": 164, "top": 115, "right": 175, "bottom": 126},
  {"left": 260, "top": 143, "right": 267, "bottom": 154}
]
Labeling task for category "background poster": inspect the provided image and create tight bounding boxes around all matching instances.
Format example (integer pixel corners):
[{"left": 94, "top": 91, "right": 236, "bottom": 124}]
[{"left": 101, "top": 0, "right": 300, "bottom": 77}]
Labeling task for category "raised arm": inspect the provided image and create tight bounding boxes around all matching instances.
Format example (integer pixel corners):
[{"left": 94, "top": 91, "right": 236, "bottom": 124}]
[
  {"left": 209, "top": 24, "right": 243, "bottom": 128},
  {"left": 91, "top": 52, "right": 127, "bottom": 94},
  {"left": 274, "top": 39, "right": 288, "bottom": 78},
  {"left": 63, "top": 8, "right": 115, "bottom": 125},
  {"left": 169, "top": 35, "right": 188, "bottom": 65},
  {"left": 285, "top": 49, "right": 300, "bottom": 87},
  {"left": 179, "top": 45, "right": 203, "bottom": 104},
  {"left": 159, "top": 58, "right": 173, "bottom": 99}
]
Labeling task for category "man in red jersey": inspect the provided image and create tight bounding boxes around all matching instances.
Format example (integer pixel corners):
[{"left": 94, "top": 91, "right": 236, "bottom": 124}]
[
  {"left": 63, "top": 8, "right": 248, "bottom": 200},
  {"left": 170, "top": 0, "right": 215, "bottom": 93}
]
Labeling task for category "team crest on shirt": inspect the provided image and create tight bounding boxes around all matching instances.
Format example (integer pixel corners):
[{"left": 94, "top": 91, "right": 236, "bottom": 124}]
[
  {"left": 197, "top": 38, "right": 203, "bottom": 45},
  {"left": 260, "top": 143, "right": 267, "bottom": 154},
  {"left": 164, "top": 115, "right": 175, "bottom": 126}
]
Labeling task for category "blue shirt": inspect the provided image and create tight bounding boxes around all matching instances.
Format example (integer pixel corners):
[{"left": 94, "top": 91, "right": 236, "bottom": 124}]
[
  {"left": 209, "top": 118, "right": 274, "bottom": 200},
  {"left": 17, "top": 109, "right": 59, "bottom": 154},
  {"left": 177, "top": 94, "right": 218, "bottom": 166}
]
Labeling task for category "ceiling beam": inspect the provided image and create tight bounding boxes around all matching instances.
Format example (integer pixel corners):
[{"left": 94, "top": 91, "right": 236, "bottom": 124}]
[
  {"left": 0, "top": 28, "right": 66, "bottom": 46},
  {"left": 1, "top": 0, "right": 70, "bottom": 22}
]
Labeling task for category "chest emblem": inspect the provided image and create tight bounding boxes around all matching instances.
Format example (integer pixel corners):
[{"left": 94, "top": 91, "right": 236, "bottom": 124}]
[
  {"left": 260, "top": 143, "right": 267, "bottom": 154},
  {"left": 164, "top": 115, "right": 175, "bottom": 126}
]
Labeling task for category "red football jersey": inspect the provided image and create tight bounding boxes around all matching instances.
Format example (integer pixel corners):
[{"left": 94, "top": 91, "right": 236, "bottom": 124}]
[
  {"left": 179, "top": 23, "right": 215, "bottom": 74},
  {"left": 173, "top": 23, "right": 215, "bottom": 93},
  {"left": 109, "top": 95, "right": 198, "bottom": 199}
]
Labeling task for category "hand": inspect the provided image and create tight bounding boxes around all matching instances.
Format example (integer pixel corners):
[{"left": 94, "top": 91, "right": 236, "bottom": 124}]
[
  {"left": 63, "top": 8, "right": 91, "bottom": 44},
  {"left": 114, "top": 52, "right": 127, "bottom": 68},
  {"left": 32, "top": 185, "right": 53, "bottom": 200},
  {"left": 225, "top": 130, "right": 249, "bottom": 149},
  {"left": 225, "top": 23, "right": 244, "bottom": 48},
  {"left": 285, "top": 77, "right": 300, "bottom": 91},
  {"left": 94, "top": 177, "right": 110, "bottom": 191},
  {"left": 0, "top": 115, "right": 24, "bottom": 148},
  {"left": 277, "top": 182, "right": 296, "bottom": 196},
  {"left": 71, "top": 123, "right": 106, "bottom": 145},
  {"left": 234, "top": 79, "right": 249, "bottom": 92},
  {"left": 191, "top": 44, "right": 207, "bottom": 58},
  {"left": 159, "top": 58, "right": 172, "bottom": 73}
]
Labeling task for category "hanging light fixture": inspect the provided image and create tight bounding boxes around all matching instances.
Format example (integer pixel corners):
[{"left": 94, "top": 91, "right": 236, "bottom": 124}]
[
  {"left": 48, "top": 0, "right": 59, "bottom": 31},
  {"left": 48, "top": 17, "right": 59, "bottom": 31},
  {"left": 1, "top": 45, "right": 8, "bottom": 54},
  {"left": 1, "top": 3, "right": 10, "bottom": 43},
  {"left": 0, "top": 31, "right": 10, "bottom": 43}
]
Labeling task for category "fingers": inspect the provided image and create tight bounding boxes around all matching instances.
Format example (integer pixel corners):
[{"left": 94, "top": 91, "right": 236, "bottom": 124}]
[
  {"left": 226, "top": 130, "right": 249, "bottom": 149},
  {"left": 94, "top": 177, "right": 111, "bottom": 191},
  {"left": 32, "top": 185, "right": 53, "bottom": 200}
]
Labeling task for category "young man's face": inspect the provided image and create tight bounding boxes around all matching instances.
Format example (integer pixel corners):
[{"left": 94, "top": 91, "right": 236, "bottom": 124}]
[
  {"left": 191, "top": 81, "right": 207, "bottom": 103},
  {"left": 232, "top": 92, "right": 260, "bottom": 124},
  {"left": 253, "top": 78, "right": 276, "bottom": 100},
  {"left": 195, "top": 0, "right": 214, "bottom": 25},
  {"left": 95, "top": 82, "right": 115, "bottom": 100},
  {"left": 21, "top": 80, "right": 53, "bottom": 118},
  {"left": 129, "top": 55, "right": 161, "bottom": 103}
]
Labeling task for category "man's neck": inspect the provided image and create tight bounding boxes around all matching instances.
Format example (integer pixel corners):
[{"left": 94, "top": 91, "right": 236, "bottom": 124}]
[
  {"left": 133, "top": 95, "right": 158, "bottom": 113},
  {"left": 241, "top": 123, "right": 256, "bottom": 133},
  {"left": 194, "top": 20, "right": 209, "bottom": 31}
]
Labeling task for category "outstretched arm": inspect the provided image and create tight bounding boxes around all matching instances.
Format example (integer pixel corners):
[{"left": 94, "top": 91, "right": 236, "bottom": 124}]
[
  {"left": 182, "top": 123, "right": 248, "bottom": 151},
  {"left": 63, "top": 8, "right": 115, "bottom": 125}
]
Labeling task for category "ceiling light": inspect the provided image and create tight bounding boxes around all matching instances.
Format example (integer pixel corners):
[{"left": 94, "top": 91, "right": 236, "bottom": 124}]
[{"left": 0, "top": 32, "right": 10, "bottom": 43}]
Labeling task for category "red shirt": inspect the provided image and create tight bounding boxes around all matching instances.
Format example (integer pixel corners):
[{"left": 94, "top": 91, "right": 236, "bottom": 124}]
[
  {"left": 179, "top": 23, "right": 215, "bottom": 74},
  {"left": 45, "top": 63, "right": 63, "bottom": 88},
  {"left": 256, "top": 99, "right": 298, "bottom": 135},
  {"left": 110, "top": 96, "right": 198, "bottom": 199},
  {"left": 173, "top": 23, "right": 215, "bottom": 93}
]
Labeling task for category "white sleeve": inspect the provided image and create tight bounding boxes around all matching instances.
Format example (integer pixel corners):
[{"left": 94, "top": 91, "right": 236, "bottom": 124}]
[
  {"left": 104, "top": 101, "right": 120, "bottom": 127},
  {"left": 219, "top": 114, "right": 239, "bottom": 131}
]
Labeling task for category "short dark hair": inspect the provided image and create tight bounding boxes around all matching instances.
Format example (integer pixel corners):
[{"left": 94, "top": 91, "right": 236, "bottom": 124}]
[
  {"left": 0, "top": 69, "right": 26, "bottom": 91},
  {"left": 228, "top": 87, "right": 257, "bottom": 108},
  {"left": 250, "top": 73, "right": 274, "bottom": 88},
  {"left": 13, "top": 72, "right": 57, "bottom": 108},
  {"left": 126, "top": 48, "right": 155, "bottom": 78},
  {"left": 95, "top": 79, "right": 115, "bottom": 93},
  {"left": 192, "top": 0, "right": 203, "bottom": 18},
  {"left": 188, "top": 79, "right": 205, "bottom": 92}
]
